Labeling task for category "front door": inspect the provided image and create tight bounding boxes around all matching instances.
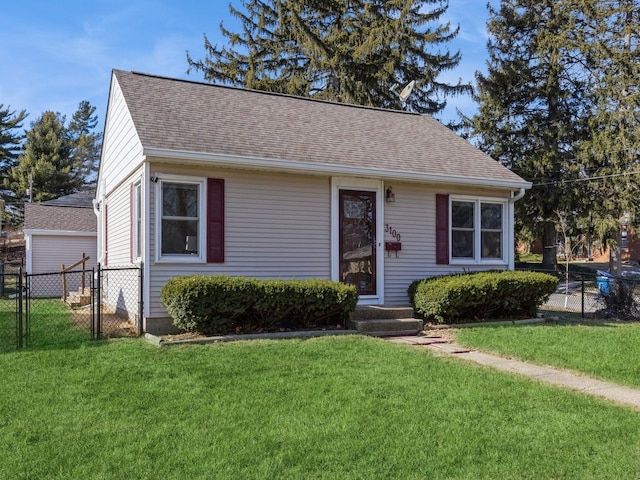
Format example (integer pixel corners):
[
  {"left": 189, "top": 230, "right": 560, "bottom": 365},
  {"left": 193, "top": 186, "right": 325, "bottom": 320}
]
[{"left": 339, "top": 190, "right": 376, "bottom": 295}]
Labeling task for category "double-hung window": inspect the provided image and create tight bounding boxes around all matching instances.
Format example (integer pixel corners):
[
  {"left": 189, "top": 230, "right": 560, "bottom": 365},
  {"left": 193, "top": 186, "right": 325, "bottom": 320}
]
[
  {"left": 451, "top": 201, "right": 475, "bottom": 258},
  {"left": 157, "top": 177, "right": 206, "bottom": 262},
  {"left": 479, "top": 202, "right": 503, "bottom": 259},
  {"left": 155, "top": 175, "right": 225, "bottom": 263},
  {"left": 450, "top": 197, "right": 506, "bottom": 263}
]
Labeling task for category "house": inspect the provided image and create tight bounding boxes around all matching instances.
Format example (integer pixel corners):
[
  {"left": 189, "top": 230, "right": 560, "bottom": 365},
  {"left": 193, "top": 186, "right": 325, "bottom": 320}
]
[
  {"left": 96, "top": 69, "right": 531, "bottom": 334},
  {"left": 23, "top": 191, "right": 97, "bottom": 296}
]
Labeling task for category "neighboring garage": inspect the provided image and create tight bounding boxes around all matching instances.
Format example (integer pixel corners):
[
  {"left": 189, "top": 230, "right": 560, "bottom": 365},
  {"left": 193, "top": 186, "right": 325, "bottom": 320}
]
[{"left": 23, "top": 191, "right": 97, "bottom": 297}]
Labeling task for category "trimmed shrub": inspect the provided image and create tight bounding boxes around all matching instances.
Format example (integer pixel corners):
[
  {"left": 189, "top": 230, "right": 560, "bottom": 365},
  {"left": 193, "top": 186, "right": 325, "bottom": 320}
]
[
  {"left": 160, "top": 275, "right": 257, "bottom": 334},
  {"left": 407, "top": 271, "right": 485, "bottom": 308},
  {"left": 409, "top": 270, "right": 558, "bottom": 324},
  {"left": 160, "top": 275, "right": 358, "bottom": 335}
]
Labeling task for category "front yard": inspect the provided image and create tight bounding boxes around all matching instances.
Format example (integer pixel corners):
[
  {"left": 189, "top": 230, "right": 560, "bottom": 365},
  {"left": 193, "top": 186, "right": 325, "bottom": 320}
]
[
  {"left": 2, "top": 334, "right": 640, "bottom": 479},
  {"left": 455, "top": 319, "right": 640, "bottom": 388}
]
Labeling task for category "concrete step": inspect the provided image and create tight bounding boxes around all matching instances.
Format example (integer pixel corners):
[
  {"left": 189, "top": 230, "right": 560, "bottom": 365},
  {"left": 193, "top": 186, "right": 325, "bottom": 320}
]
[
  {"left": 65, "top": 288, "right": 92, "bottom": 308},
  {"left": 350, "top": 306, "right": 415, "bottom": 321},
  {"left": 349, "top": 318, "right": 424, "bottom": 337}
]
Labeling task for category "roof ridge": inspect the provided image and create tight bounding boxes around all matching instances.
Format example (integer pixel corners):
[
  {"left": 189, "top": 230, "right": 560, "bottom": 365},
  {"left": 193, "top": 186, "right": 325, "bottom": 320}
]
[{"left": 118, "top": 69, "right": 422, "bottom": 117}]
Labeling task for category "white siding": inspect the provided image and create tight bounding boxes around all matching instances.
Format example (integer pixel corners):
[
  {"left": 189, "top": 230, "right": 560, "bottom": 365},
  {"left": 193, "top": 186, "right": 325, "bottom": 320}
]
[
  {"left": 100, "top": 159, "right": 515, "bottom": 330},
  {"left": 28, "top": 234, "right": 97, "bottom": 297},
  {"left": 93, "top": 133, "right": 143, "bottom": 326},
  {"left": 105, "top": 179, "right": 136, "bottom": 266},
  {"left": 147, "top": 165, "right": 331, "bottom": 317},
  {"left": 100, "top": 266, "right": 141, "bottom": 324},
  {"left": 99, "top": 76, "right": 144, "bottom": 196},
  {"left": 30, "top": 234, "right": 98, "bottom": 274},
  {"left": 102, "top": 177, "right": 143, "bottom": 321},
  {"left": 382, "top": 183, "right": 511, "bottom": 305}
]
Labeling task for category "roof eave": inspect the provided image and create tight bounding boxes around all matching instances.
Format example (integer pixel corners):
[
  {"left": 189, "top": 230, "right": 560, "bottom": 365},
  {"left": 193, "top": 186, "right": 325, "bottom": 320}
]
[{"left": 143, "top": 147, "right": 532, "bottom": 191}]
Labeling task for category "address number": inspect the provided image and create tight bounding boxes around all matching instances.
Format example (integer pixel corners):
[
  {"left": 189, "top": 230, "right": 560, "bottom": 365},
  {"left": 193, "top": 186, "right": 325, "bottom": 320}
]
[{"left": 385, "top": 224, "right": 401, "bottom": 242}]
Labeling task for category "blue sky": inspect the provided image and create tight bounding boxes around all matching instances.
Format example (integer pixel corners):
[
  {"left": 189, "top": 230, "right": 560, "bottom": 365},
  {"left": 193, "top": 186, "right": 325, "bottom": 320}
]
[{"left": 1, "top": 1, "right": 496, "bottom": 130}]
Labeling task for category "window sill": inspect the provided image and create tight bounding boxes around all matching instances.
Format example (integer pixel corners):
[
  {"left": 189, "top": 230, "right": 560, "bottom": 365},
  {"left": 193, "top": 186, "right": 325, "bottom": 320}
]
[
  {"left": 449, "top": 259, "right": 508, "bottom": 266},
  {"left": 155, "top": 255, "right": 206, "bottom": 264}
]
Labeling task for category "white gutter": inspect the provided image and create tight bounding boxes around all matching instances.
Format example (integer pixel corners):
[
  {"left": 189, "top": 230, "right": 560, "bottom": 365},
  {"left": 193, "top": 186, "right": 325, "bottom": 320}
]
[
  {"left": 507, "top": 187, "right": 526, "bottom": 271},
  {"left": 143, "top": 147, "right": 532, "bottom": 191},
  {"left": 510, "top": 187, "right": 526, "bottom": 203}
]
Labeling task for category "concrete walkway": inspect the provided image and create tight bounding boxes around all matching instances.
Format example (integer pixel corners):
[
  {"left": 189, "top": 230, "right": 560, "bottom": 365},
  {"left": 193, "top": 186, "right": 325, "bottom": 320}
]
[{"left": 387, "top": 335, "right": 640, "bottom": 411}]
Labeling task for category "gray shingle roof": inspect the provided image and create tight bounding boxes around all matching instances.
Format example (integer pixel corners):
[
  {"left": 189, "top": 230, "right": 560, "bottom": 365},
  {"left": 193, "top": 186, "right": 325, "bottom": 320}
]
[
  {"left": 114, "top": 70, "right": 528, "bottom": 188},
  {"left": 24, "top": 204, "right": 96, "bottom": 232},
  {"left": 40, "top": 190, "right": 96, "bottom": 208}
]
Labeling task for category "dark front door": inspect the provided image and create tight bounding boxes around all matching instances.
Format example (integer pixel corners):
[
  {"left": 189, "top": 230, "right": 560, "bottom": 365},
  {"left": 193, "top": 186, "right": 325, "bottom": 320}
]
[{"left": 339, "top": 190, "right": 376, "bottom": 295}]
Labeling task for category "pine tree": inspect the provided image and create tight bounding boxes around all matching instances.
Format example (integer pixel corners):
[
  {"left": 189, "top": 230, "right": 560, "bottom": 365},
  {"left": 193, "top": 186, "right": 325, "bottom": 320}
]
[
  {"left": 7, "top": 111, "right": 82, "bottom": 202},
  {"left": 575, "top": 0, "right": 640, "bottom": 273},
  {"left": 187, "top": 0, "right": 470, "bottom": 122},
  {"left": 68, "top": 100, "right": 102, "bottom": 188},
  {"left": 471, "top": 0, "right": 590, "bottom": 270},
  {"left": 0, "top": 105, "right": 27, "bottom": 182}
]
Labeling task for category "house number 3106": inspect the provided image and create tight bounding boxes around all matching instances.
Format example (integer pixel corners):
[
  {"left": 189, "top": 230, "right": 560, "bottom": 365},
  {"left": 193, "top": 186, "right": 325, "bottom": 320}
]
[{"left": 385, "top": 224, "right": 401, "bottom": 241}]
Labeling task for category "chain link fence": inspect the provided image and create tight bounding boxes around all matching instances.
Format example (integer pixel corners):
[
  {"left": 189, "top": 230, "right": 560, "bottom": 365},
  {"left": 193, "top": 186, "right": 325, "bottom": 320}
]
[
  {"left": 96, "top": 265, "right": 143, "bottom": 338},
  {"left": 0, "top": 264, "right": 142, "bottom": 352},
  {"left": 2, "top": 261, "right": 638, "bottom": 350},
  {"left": 522, "top": 268, "right": 640, "bottom": 320},
  {"left": 25, "top": 269, "right": 96, "bottom": 349},
  {"left": 0, "top": 269, "right": 22, "bottom": 352}
]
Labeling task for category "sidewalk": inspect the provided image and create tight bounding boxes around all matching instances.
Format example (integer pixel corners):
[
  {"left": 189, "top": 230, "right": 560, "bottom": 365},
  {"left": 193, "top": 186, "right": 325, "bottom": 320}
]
[{"left": 387, "top": 335, "right": 640, "bottom": 411}]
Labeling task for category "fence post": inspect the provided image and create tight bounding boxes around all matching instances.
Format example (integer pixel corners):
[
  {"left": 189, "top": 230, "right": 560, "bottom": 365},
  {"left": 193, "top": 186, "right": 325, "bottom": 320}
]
[
  {"left": 581, "top": 274, "right": 585, "bottom": 318},
  {"left": 90, "top": 267, "right": 95, "bottom": 339},
  {"left": 81, "top": 253, "right": 86, "bottom": 293},
  {"left": 61, "top": 264, "right": 67, "bottom": 302},
  {"left": 138, "top": 262, "right": 144, "bottom": 335},
  {"left": 96, "top": 263, "right": 101, "bottom": 340},
  {"left": 0, "top": 262, "right": 4, "bottom": 297},
  {"left": 16, "top": 267, "right": 23, "bottom": 348},
  {"left": 24, "top": 270, "right": 30, "bottom": 347}
]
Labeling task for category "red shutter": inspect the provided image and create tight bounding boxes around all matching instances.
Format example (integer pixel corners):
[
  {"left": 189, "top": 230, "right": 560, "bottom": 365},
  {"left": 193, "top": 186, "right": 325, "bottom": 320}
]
[
  {"left": 207, "top": 178, "right": 225, "bottom": 263},
  {"left": 435, "top": 194, "right": 449, "bottom": 265}
]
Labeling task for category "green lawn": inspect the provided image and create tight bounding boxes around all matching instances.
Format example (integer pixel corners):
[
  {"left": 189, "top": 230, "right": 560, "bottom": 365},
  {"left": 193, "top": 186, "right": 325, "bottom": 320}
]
[
  {"left": 0, "top": 298, "right": 19, "bottom": 351},
  {"left": 455, "top": 320, "right": 640, "bottom": 388},
  {"left": 0, "top": 298, "right": 91, "bottom": 352},
  {"left": 2, "top": 335, "right": 640, "bottom": 479}
]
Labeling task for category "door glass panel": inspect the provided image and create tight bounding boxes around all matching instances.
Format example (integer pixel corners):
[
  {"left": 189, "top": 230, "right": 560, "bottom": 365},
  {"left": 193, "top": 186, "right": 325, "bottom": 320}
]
[{"left": 340, "top": 190, "right": 376, "bottom": 295}]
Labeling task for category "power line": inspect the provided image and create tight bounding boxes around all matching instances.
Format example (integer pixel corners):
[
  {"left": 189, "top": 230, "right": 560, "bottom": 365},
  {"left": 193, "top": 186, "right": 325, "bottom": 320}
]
[{"left": 532, "top": 170, "right": 640, "bottom": 187}]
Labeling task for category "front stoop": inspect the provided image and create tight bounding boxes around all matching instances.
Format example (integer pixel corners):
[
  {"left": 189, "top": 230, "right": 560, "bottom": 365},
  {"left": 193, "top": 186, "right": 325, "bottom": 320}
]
[
  {"left": 349, "top": 318, "right": 424, "bottom": 337},
  {"left": 350, "top": 306, "right": 415, "bottom": 321},
  {"left": 349, "top": 306, "right": 422, "bottom": 336}
]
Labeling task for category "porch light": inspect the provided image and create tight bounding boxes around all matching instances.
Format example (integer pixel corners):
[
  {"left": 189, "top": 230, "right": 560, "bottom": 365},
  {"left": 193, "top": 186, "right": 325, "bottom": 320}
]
[{"left": 385, "top": 187, "right": 395, "bottom": 203}]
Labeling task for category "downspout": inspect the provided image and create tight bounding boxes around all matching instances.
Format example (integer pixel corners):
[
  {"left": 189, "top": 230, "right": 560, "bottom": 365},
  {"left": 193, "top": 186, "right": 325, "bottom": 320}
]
[
  {"left": 93, "top": 180, "right": 106, "bottom": 265},
  {"left": 510, "top": 187, "right": 526, "bottom": 203},
  {"left": 91, "top": 198, "right": 100, "bottom": 216},
  {"left": 508, "top": 188, "right": 526, "bottom": 270}
]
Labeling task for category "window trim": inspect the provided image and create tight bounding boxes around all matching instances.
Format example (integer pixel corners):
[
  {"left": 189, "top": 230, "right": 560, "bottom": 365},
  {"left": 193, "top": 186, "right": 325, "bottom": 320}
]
[
  {"left": 154, "top": 175, "right": 207, "bottom": 263},
  {"left": 449, "top": 195, "right": 507, "bottom": 265},
  {"left": 132, "top": 180, "right": 143, "bottom": 263}
]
